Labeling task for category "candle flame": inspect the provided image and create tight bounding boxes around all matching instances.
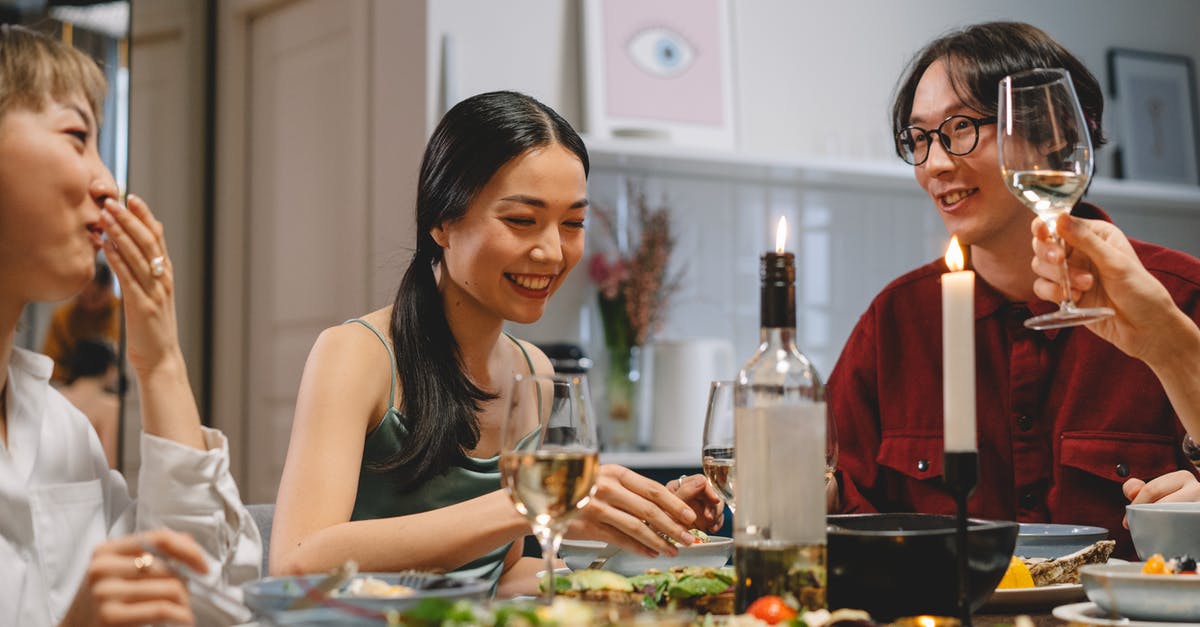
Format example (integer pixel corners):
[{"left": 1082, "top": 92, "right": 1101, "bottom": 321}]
[
  {"left": 917, "top": 616, "right": 937, "bottom": 627},
  {"left": 775, "top": 217, "right": 788, "bottom": 253},
  {"left": 945, "top": 235, "right": 965, "bottom": 272}
]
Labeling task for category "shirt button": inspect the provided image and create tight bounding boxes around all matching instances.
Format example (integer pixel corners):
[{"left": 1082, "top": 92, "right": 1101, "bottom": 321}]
[
  {"left": 1020, "top": 490, "right": 1038, "bottom": 509},
  {"left": 1116, "top": 463, "right": 1130, "bottom": 478},
  {"left": 917, "top": 459, "right": 929, "bottom": 472},
  {"left": 1016, "top": 415, "right": 1033, "bottom": 432}
]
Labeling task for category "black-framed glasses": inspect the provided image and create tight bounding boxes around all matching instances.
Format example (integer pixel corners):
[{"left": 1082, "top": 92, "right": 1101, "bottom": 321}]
[{"left": 896, "top": 114, "right": 998, "bottom": 166}]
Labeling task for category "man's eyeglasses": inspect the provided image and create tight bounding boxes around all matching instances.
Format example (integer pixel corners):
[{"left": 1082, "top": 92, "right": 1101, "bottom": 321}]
[{"left": 896, "top": 114, "right": 998, "bottom": 166}]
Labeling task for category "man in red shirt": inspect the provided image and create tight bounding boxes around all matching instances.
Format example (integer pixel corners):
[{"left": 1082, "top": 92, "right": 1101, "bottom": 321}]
[{"left": 828, "top": 21, "right": 1200, "bottom": 559}]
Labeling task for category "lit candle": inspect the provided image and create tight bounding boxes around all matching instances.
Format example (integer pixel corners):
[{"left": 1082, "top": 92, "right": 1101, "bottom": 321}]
[{"left": 942, "top": 236, "right": 976, "bottom": 452}]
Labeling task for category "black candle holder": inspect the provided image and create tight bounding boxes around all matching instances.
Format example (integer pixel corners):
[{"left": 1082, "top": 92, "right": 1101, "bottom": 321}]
[{"left": 943, "top": 451, "right": 979, "bottom": 626}]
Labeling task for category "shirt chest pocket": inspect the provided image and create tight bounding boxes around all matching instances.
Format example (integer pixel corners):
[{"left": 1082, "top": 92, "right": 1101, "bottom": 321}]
[
  {"left": 878, "top": 433, "right": 945, "bottom": 480},
  {"left": 1059, "top": 432, "right": 1180, "bottom": 483},
  {"left": 30, "top": 479, "right": 107, "bottom": 612}
]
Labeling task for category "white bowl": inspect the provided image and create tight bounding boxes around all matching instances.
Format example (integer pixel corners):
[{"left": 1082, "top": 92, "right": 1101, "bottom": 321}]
[
  {"left": 1015, "top": 522, "right": 1108, "bottom": 559},
  {"left": 559, "top": 537, "right": 732, "bottom": 576},
  {"left": 1126, "top": 502, "right": 1200, "bottom": 560},
  {"left": 1081, "top": 562, "right": 1200, "bottom": 622}
]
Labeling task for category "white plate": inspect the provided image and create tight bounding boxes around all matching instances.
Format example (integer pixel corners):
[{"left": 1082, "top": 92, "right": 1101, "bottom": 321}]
[
  {"left": 559, "top": 537, "right": 732, "bottom": 577},
  {"left": 1053, "top": 601, "right": 1200, "bottom": 627},
  {"left": 980, "top": 583, "right": 1085, "bottom": 611}
]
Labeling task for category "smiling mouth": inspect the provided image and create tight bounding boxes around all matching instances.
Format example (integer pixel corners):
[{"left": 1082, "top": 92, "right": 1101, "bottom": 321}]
[
  {"left": 940, "top": 188, "right": 978, "bottom": 206},
  {"left": 506, "top": 273, "right": 553, "bottom": 291}
]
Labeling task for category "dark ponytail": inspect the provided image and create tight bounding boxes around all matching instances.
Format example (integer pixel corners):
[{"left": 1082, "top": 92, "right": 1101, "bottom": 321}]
[{"left": 376, "top": 91, "right": 587, "bottom": 490}]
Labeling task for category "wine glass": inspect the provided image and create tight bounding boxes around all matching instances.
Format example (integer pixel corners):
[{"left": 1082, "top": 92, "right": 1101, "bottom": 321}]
[
  {"left": 826, "top": 407, "right": 838, "bottom": 487},
  {"left": 499, "top": 373, "right": 600, "bottom": 603},
  {"left": 701, "top": 380, "right": 736, "bottom": 514},
  {"left": 998, "top": 67, "right": 1114, "bottom": 330}
]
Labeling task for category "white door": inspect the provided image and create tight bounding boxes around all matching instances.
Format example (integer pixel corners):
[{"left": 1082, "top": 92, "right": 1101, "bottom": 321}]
[{"left": 242, "top": 0, "right": 370, "bottom": 502}]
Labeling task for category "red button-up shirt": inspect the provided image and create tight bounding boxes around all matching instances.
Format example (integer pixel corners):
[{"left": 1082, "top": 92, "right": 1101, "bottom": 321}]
[{"left": 828, "top": 204, "right": 1200, "bottom": 558}]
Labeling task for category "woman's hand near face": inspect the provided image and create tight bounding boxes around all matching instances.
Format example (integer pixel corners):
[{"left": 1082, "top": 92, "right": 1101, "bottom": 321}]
[
  {"left": 99, "top": 193, "right": 204, "bottom": 449},
  {"left": 60, "top": 529, "right": 207, "bottom": 627},
  {"left": 566, "top": 464, "right": 701, "bottom": 557}
]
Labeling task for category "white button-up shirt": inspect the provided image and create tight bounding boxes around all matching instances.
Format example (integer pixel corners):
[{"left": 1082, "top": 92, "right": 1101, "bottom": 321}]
[{"left": 1, "top": 347, "right": 261, "bottom": 625}]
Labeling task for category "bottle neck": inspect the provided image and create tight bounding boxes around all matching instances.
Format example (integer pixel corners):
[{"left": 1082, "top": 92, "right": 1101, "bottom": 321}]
[
  {"left": 758, "top": 326, "right": 798, "bottom": 348},
  {"left": 759, "top": 279, "right": 795, "bottom": 328}
]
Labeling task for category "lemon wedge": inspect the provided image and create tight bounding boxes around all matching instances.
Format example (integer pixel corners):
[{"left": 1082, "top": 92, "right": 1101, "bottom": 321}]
[{"left": 997, "top": 555, "right": 1035, "bottom": 589}]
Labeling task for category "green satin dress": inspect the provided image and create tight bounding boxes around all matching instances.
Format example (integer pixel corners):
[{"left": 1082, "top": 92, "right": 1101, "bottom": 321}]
[{"left": 346, "top": 318, "right": 534, "bottom": 589}]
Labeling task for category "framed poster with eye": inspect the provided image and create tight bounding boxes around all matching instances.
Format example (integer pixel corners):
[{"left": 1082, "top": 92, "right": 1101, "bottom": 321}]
[
  {"left": 582, "top": 0, "right": 736, "bottom": 149},
  {"left": 1107, "top": 48, "right": 1200, "bottom": 185}
]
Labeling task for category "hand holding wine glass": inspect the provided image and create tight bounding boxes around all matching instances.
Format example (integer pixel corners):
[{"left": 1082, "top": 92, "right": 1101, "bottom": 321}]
[
  {"left": 500, "top": 373, "right": 600, "bottom": 602},
  {"left": 998, "top": 67, "right": 1113, "bottom": 330}
]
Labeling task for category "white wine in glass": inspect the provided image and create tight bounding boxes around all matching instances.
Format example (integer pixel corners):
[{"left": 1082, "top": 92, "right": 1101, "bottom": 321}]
[
  {"left": 701, "top": 380, "right": 736, "bottom": 513},
  {"left": 499, "top": 373, "right": 599, "bottom": 603},
  {"left": 998, "top": 67, "right": 1113, "bottom": 330}
]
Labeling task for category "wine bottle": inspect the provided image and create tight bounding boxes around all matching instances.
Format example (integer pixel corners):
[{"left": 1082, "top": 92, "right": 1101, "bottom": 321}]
[{"left": 733, "top": 230, "right": 827, "bottom": 612}]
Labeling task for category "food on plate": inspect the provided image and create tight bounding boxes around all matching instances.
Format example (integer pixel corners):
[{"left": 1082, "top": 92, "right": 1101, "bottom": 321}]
[
  {"left": 1021, "top": 539, "right": 1115, "bottom": 585},
  {"left": 338, "top": 575, "right": 415, "bottom": 598},
  {"left": 1142, "top": 553, "right": 1198, "bottom": 575},
  {"left": 746, "top": 595, "right": 797, "bottom": 624},
  {"left": 996, "top": 555, "right": 1035, "bottom": 589},
  {"left": 545, "top": 566, "right": 735, "bottom": 613},
  {"left": 543, "top": 568, "right": 646, "bottom": 605}
]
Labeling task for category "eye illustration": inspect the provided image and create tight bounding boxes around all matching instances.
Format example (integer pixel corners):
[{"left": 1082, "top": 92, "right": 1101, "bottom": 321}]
[{"left": 625, "top": 27, "right": 696, "bottom": 78}]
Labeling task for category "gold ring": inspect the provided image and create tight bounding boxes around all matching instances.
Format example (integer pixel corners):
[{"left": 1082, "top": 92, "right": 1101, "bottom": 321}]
[
  {"left": 133, "top": 551, "right": 155, "bottom": 575},
  {"left": 149, "top": 256, "right": 165, "bottom": 278}
]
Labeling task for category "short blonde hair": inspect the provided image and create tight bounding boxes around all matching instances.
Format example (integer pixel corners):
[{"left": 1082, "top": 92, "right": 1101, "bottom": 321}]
[{"left": 0, "top": 24, "right": 107, "bottom": 121}]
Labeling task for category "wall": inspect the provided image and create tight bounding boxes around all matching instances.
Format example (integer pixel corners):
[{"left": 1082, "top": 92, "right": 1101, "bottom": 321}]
[
  {"left": 424, "top": 1, "right": 1200, "bottom": 440},
  {"left": 429, "top": 0, "right": 1200, "bottom": 166}
]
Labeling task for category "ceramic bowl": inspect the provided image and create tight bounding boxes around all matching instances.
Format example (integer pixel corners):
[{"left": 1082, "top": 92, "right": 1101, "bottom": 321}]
[
  {"left": 1014, "top": 522, "right": 1108, "bottom": 559},
  {"left": 558, "top": 536, "right": 732, "bottom": 576},
  {"left": 826, "top": 513, "right": 1018, "bottom": 621},
  {"left": 1081, "top": 561, "right": 1200, "bottom": 622},
  {"left": 242, "top": 571, "right": 490, "bottom": 616},
  {"left": 1126, "top": 502, "right": 1200, "bottom": 560}
]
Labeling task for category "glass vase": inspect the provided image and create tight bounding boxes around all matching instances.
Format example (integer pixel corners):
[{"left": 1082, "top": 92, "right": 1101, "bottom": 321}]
[{"left": 604, "top": 342, "right": 641, "bottom": 451}]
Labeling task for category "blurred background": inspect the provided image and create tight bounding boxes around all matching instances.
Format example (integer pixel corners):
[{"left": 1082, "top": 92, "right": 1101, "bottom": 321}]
[{"left": 5, "top": 0, "right": 1200, "bottom": 502}]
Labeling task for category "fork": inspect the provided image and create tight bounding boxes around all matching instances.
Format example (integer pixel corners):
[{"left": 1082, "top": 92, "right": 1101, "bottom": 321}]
[{"left": 586, "top": 544, "right": 622, "bottom": 570}]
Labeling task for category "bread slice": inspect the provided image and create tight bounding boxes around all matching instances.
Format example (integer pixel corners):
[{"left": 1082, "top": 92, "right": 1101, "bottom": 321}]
[{"left": 1022, "top": 540, "right": 1115, "bottom": 585}]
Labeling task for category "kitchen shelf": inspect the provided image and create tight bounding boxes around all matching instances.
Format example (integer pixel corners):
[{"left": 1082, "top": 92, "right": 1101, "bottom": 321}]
[
  {"left": 584, "top": 136, "right": 1200, "bottom": 213},
  {"left": 600, "top": 450, "right": 700, "bottom": 469}
]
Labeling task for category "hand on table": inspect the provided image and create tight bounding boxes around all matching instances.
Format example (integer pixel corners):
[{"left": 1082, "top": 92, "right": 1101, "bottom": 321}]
[
  {"left": 60, "top": 529, "right": 208, "bottom": 627},
  {"left": 567, "top": 464, "right": 700, "bottom": 558}
]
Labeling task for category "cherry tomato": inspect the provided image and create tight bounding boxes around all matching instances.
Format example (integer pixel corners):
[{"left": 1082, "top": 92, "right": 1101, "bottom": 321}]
[{"left": 746, "top": 595, "right": 797, "bottom": 624}]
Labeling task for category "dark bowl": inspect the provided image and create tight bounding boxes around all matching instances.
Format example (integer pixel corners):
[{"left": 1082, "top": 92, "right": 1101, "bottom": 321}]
[{"left": 827, "top": 513, "right": 1018, "bottom": 621}]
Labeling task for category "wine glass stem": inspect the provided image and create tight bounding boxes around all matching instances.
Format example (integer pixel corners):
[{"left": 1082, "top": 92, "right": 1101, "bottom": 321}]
[
  {"left": 1049, "top": 226, "right": 1079, "bottom": 310},
  {"left": 536, "top": 526, "right": 558, "bottom": 604}
]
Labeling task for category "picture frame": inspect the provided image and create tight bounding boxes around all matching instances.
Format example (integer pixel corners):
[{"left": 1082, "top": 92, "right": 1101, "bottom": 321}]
[
  {"left": 1107, "top": 48, "right": 1200, "bottom": 185},
  {"left": 581, "top": 0, "right": 736, "bottom": 149}
]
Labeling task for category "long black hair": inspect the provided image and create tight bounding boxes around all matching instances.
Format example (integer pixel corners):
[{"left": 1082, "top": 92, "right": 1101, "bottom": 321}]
[
  {"left": 891, "top": 21, "right": 1106, "bottom": 157},
  {"left": 377, "top": 91, "right": 588, "bottom": 490}
]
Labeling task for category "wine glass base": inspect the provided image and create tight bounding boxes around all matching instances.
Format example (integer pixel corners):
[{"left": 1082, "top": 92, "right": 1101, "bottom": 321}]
[{"left": 1024, "top": 306, "right": 1114, "bottom": 330}]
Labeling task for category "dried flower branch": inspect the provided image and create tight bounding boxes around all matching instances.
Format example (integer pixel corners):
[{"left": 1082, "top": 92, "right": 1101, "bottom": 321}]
[{"left": 587, "top": 181, "right": 682, "bottom": 346}]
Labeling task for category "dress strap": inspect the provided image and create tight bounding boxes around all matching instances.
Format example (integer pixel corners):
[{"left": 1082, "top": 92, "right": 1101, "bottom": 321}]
[
  {"left": 345, "top": 318, "right": 397, "bottom": 410},
  {"left": 503, "top": 332, "right": 536, "bottom": 375}
]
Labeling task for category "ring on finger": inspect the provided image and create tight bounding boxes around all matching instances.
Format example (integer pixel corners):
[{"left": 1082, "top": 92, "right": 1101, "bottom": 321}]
[
  {"left": 149, "top": 256, "right": 165, "bottom": 278},
  {"left": 133, "top": 552, "right": 155, "bottom": 575}
]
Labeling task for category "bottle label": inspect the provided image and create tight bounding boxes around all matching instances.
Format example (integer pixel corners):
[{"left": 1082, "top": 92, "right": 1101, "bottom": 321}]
[{"left": 734, "top": 402, "right": 826, "bottom": 543}]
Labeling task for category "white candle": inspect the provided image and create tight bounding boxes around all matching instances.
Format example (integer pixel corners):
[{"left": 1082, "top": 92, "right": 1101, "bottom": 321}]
[{"left": 942, "top": 236, "right": 976, "bottom": 452}]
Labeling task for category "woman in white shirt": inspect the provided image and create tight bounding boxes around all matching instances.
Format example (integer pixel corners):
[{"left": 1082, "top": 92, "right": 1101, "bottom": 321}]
[{"left": 0, "top": 24, "right": 260, "bottom": 625}]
